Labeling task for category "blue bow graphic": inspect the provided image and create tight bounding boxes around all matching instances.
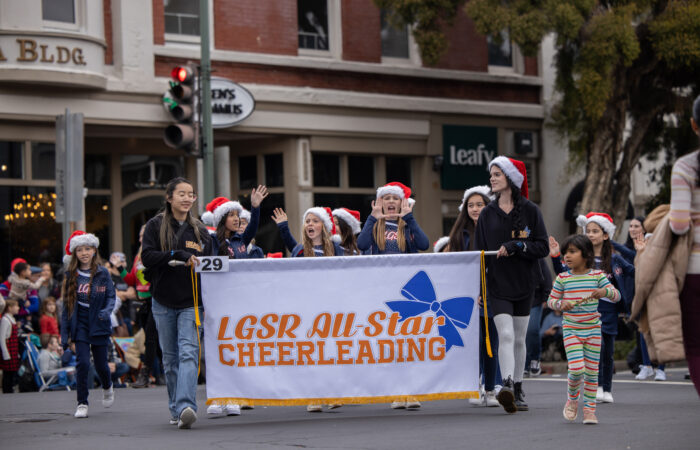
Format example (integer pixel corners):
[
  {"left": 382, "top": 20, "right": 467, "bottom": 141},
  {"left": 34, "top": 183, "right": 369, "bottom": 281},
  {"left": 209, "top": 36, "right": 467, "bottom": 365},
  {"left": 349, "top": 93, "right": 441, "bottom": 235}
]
[{"left": 385, "top": 271, "right": 474, "bottom": 352}]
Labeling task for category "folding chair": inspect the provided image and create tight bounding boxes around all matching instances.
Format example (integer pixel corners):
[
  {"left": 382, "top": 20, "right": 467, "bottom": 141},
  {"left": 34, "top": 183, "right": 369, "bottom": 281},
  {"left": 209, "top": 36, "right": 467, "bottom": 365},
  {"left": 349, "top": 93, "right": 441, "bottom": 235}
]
[{"left": 24, "top": 337, "right": 75, "bottom": 392}]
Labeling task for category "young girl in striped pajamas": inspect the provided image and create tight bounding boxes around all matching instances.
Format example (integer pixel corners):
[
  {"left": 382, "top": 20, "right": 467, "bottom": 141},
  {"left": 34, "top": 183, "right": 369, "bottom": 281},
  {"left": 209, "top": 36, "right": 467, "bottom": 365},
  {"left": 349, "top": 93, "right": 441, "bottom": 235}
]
[{"left": 547, "top": 235, "right": 620, "bottom": 425}]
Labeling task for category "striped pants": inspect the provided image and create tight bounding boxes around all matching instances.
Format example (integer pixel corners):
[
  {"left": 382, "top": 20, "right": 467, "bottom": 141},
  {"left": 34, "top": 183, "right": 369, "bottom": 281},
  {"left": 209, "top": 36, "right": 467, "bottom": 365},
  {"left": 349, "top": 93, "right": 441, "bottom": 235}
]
[{"left": 563, "top": 324, "right": 601, "bottom": 412}]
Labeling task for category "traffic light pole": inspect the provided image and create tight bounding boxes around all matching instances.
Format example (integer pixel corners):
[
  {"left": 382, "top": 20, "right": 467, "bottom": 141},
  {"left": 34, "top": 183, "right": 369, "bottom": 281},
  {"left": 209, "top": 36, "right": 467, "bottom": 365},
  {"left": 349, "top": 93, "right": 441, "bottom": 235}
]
[{"left": 199, "top": 0, "right": 215, "bottom": 202}]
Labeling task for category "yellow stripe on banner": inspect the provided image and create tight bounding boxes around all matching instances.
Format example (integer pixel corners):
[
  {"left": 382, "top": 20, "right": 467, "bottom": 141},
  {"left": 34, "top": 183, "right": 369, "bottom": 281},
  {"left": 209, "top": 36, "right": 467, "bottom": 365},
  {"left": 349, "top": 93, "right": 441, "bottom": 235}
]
[
  {"left": 206, "top": 391, "right": 480, "bottom": 406},
  {"left": 480, "top": 251, "right": 492, "bottom": 357}
]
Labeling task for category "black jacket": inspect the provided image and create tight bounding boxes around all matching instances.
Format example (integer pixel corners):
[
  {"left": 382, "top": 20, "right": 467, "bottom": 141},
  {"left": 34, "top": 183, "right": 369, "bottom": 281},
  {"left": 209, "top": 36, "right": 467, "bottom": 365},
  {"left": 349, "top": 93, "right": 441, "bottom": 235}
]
[
  {"left": 475, "top": 197, "right": 549, "bottom": 302},
  {"left": 141, "top": 214, "right": 212, "bottom": 309}
]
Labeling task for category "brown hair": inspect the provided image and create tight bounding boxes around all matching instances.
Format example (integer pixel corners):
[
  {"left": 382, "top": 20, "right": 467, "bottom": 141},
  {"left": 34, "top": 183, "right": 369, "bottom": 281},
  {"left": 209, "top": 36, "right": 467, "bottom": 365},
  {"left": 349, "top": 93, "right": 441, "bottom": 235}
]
[
  {"left": 61, "top": 252, "right": 100, "bottom": 316},
  {"left": 336, "top": 219, "right": 360, "bottom": 256},
  {"left": 215, "top": 210, "right": 239, "bottom": 256},
  {"left": 39, "top": 297, "right": 57, "bottom": 318},
  {"left": 158, "top": 177, "right": 203, "bottom": 251},
  {"left": 448, "top": 193, "right": 491, "bottom": 252},
  {"left": 303, "top": 225, "right": 335, "bottom": 257},
  {"left": 372, "top": 218, "right": 406, "bottom": 252},
  {"left": 2, "top": 298, "right": 18, "bottom": 315}
]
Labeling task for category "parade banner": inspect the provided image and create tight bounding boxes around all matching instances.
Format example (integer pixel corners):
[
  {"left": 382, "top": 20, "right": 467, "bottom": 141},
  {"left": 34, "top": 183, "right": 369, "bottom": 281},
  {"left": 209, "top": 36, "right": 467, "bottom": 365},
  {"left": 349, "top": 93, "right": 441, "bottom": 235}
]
[{"left": 200, "top": 252, "right": 482, "bottom": 406}]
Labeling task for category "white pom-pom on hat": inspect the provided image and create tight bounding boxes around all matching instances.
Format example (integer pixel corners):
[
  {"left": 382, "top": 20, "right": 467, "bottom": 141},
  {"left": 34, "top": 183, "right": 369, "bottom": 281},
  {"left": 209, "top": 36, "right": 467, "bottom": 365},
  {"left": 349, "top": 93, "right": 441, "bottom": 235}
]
[
  {"left": 433, "top": 236, "right": 450, "bottom": 253},
  {"left": 213, "top": 201, "right": 243, "bottom": 227},
  {"left": 459, "top": 185, "right": 493, "bottom": 212}
]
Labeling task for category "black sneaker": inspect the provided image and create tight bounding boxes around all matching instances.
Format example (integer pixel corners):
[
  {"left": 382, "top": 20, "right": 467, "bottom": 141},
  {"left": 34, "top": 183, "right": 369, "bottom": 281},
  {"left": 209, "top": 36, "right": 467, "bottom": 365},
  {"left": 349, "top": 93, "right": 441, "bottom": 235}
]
[
  {"left": 514, "top": 382, "right": 528, "bottom": 411},
  {"left": 496, "top": 377, "right": 517, "bottom": 414}
]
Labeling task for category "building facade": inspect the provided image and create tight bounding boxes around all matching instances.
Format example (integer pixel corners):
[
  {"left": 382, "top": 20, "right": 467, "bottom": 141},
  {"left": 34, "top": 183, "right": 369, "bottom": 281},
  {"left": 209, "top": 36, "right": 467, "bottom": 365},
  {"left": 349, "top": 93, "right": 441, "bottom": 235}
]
[{"left": 0, "top": 0, "right": 547, "bottom": 269}]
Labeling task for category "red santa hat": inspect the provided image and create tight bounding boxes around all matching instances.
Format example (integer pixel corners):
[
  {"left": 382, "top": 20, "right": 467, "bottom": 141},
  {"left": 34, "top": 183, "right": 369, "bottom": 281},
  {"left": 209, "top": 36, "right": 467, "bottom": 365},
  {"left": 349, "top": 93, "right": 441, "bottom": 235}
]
[
  {"left": 376, "top": 182, "right": 411, "bottom": 200},
  {"left": 64, "top": 230, "right": 99, "bottom": 264},
  {"left": 10, "top": 258, "right": 27, "bottom": 273},
  {"left": 576, "top": 212, "right": 616, "bottom": 236},
  {"left": 303, "top": 207, "right": 336, "bottom": 235},
  {"left": 433, "top": 236, "right": 450, "bottom": 253},
  {"left": 213, "top": 199, "right": 243, "bottom": 227},
  {"left": 202, "top": 196, "right": 229, "bottom": 228},
  {"left": 331, "top": 208, "right": 362, "bottom": 235},
  {"left": 488, "top": 156, "right": 529, "bottom": 199},
  {"left": 459, "top": 185, "right": 494, "bottom": 212}
]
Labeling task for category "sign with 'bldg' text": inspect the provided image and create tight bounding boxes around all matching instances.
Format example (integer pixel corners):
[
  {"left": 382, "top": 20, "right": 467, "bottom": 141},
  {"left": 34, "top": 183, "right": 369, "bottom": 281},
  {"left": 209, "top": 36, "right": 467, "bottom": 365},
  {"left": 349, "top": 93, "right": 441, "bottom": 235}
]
[{"left": 441, "top": 125, "right": 497, "bottom": 190}]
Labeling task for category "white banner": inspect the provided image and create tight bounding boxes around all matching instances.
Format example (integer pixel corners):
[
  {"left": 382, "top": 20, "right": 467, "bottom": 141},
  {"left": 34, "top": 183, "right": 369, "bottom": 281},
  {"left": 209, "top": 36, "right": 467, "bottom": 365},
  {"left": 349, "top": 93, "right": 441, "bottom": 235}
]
[{"left": 201, "top": 252, "right": 482, "bottom": 406}]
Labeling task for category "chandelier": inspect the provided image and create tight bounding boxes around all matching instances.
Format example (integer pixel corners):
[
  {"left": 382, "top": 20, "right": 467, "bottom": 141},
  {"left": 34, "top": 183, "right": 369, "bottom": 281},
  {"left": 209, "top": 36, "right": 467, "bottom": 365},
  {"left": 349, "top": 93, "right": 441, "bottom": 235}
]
[{"left": 4, "top": 193, "right": 57, "bottom": 223}]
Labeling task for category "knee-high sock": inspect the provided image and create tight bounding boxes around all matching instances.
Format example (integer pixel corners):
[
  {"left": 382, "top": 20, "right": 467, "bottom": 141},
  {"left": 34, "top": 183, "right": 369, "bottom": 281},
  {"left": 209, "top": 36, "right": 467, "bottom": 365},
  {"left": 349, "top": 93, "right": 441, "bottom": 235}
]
[
  {"left": 513, "top": 316, "right": 530, "bottom": 383},
  {"left": 494, "top": 314, "right": 515, "bottom": 382}
]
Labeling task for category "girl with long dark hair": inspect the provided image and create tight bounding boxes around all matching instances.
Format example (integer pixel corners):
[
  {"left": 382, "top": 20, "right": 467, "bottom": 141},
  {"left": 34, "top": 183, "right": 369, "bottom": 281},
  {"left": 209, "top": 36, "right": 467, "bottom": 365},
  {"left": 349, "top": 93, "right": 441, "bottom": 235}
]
[{"left": 332, "top": 208, "right": 362, "bottom": 255}]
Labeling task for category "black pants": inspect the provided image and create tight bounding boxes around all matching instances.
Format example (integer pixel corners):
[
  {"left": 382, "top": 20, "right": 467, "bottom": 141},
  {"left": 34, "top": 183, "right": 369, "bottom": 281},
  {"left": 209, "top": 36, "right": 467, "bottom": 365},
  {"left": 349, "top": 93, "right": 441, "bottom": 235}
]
[
  {"left": 599, "top": 332, "right": 615, "bottom": 392},
  {"left": 2, "top": 370, "right": 16, "bottom": 393},
  {"left": 76, "top": 341, "right": 110, "bottom": 405},
  {"left": 142, "top": 299, "right": 163, "bottom": 371}
]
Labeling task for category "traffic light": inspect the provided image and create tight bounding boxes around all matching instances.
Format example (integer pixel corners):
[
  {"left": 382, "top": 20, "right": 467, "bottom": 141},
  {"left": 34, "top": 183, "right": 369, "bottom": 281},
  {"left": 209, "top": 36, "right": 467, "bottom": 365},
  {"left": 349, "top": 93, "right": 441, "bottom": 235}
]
[{"left": 163, "top": 63, "right": 200, "bottom": 156}]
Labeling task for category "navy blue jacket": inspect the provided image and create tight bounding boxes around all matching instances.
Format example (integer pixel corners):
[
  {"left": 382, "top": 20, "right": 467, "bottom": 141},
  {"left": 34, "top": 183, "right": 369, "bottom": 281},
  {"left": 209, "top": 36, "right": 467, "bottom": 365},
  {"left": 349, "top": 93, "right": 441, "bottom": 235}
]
[
  {"left": 612, "top": 241, "right": 636, "bottom": 265},
  {"left": 356, "top": 213, "right": 430, "bottom": 254},
  {"left": 474, "top": 198, "right": 549, "bottom": 302},
  {"left": 60, "top": 266, "right": 116, "bottom": 348},
  {"left": 291, "top": 241, "right": 344, "bottom": 257},
  {"left": 276, "top": 221, "right": 299, "bottom": 253},
  {"left": 212, "top": 206, "right": 260, "bottom": 259}
]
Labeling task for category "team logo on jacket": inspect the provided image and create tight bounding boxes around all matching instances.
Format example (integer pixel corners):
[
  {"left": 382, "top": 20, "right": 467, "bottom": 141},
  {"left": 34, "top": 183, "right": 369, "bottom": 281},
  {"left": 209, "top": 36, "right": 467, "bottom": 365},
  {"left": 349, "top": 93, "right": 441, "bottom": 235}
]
[
  {"left": 186, "top": 240, "right": 202, "bottom": 252},
  {"left": 513, "top": 226, "right": 531, "bottom": 239},
  {"left": 385, "top": 271, "right": 474, "bottom": 351}
]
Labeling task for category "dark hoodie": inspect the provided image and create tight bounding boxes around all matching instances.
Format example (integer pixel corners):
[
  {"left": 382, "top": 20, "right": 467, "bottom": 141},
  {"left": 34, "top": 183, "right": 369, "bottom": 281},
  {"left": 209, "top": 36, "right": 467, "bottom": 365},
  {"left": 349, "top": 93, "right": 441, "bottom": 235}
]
[{"left": 475, "top": 197, "right": 549, "bottom": 302}]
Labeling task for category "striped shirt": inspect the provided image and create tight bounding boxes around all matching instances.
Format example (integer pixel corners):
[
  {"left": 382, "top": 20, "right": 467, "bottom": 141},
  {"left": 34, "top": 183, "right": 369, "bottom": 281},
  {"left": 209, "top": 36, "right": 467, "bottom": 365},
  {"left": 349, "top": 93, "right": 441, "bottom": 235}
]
[
  {"left": 669, "top": 149, "right": 700, "bottom": 274},
  {"left": 547, "top": 269, "right": 620, "bottom": 327}
]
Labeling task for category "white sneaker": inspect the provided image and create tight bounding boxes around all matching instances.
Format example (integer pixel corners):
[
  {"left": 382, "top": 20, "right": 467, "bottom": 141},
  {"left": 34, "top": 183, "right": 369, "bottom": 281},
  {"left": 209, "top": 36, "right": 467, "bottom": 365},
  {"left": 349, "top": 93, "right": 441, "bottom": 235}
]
[
  {"left": 406, "top": 399, "right": 421, "bottom": 409},
  {"left": 494, "top": 384, "right": 502, "bottom": 394},
  {"left": 484, "top": 390, "right": 499, "bottom": 407},
  {"left": 306, "top": 404, "right": 322, "bottom": 412},
  {"left": 102, "top": 385, "right": 114, "bottom": 408},
  {"left": 206, "top": 404, "right": 224, "bottom": 416},
  {"left": 469, "top": 385, "right": 485, "bottom": 406},
  {"left": 596, "top": 386, "right": 604, "bottom": 403},
  {"left": 224, "top": 404, "right": 241, "bottom": 416},
  {"left": 636, "top": 365, "right": 654, "bottom": 380},
  {"left": 178, "top": 407, "right": 197, "bottom": 429},
  {"left": 391, "top": 401, "right": 406, "bottom": 409},
  {"left": 654, "top": 369, "right": 667, "bottom": 381},
  {"left": 169, "top": 416, "right": 178, "bottom": 425},
  {"left": 602, "top": 391, "right": 614, "bottom": 403},
  {"left": 74, "top": 404, "right": 88, "bottom": 418}
]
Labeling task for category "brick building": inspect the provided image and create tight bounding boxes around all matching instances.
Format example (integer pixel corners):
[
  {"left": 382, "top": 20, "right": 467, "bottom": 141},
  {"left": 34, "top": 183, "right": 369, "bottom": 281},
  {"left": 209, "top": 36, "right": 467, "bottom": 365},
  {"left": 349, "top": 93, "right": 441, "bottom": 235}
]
[{"left": 0, "top": 0, "right": 547, "bottom": 267}]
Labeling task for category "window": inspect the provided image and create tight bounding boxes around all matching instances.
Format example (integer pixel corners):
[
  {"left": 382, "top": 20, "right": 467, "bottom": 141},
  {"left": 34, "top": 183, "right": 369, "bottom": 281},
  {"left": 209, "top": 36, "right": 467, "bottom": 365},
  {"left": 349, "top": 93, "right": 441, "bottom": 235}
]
[
  {"left": 121, "top": 155, "right": 184, "bottom": 197},
  {"left": 164, "top": 0, "right": 200, "bottom": 36},
  {"left": 314, "top": 193, "right": 374, "bottom": 219},
  {"left": 42, "top": 0, "right": 75, "bottom": 24},
  {"left": 487, "top": 30, "right": 512, "bottom": 67},
  {"left": 264, "top": 154, "right": 284, "bottom": 187},
  {"left": 380, "top": 10, "right": 409, "bottom": 58},
  {"left": 239, "top": 156, "right": 257, "bottom": 190},
  {"left": 85, "top": 195, "right": 111, "bottom": 260},
  {"left": 312, "top": 153, "right": 340, "bottom": 187},
  {"left": 85, "top": 154, "right": 110, "bottom": 189},
  {"left": 386, "top": 156, "right": 411, "bottom": 186},
  {"left": 348, "top": 156, "right": 374, "bottom": 188},
  {"left": 298, "top": 0, "right": 329, "bottom": 51},
  {"left": 0, "top": 142, "right": 23, "bottom": 179},
  {"left": 31, "top": 143, "right": 55, "bottom": 180}
]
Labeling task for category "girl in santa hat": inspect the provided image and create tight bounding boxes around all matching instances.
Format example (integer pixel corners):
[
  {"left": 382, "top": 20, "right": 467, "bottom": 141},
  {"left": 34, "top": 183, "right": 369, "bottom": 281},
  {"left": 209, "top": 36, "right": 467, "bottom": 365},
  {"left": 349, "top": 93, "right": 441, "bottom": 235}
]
[
  {"left": 211, "top": 185, "right": 268, "bottom": 260},
  {"left": 332, "top": 208, "right": 362, "bottom": 255},
  {"left": 60, "top": 230, "right": 116, "bottom": 419},
  {"left": 357, "top": 182, "right": 429, "bottom": 255},
  {"left": 474, "top": 157, "right": 549, "bottom": 414},
  {"left": 239, "top": 208, "right": 265, "bottom": 259},
  {"left": 445, "top": 185, "right": 502, "bottom": 407},
  {"left": 549, "top": 212, "right": 634, "bottom": 404},
  {"left": 271, "top": 207, "right": 344, "bottom": 257}
]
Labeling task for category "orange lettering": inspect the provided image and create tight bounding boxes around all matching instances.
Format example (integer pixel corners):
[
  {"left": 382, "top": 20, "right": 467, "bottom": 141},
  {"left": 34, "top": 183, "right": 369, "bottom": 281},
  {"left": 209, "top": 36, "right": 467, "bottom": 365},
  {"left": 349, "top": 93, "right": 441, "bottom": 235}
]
[
  {"left": 258, "top": 342, "right": 275, "bottom": 366},
  {"left": 377, "top": 339, "right": 394, "bottom": 363},
  {"left": 307, "top": 313, "right": 331, "bottom": 338},
  {"left": 421, "top": 315, "right": 444, "bottom": 334},
  {"left": 277, "top": 342, "right": 294, "bottom": 366},
  {"left": 235, "top": 315, "right": 257, "bottom": 340},
  {"left": 428, "top": 337, "right": 446, "bottom": 360},
  {"left": 218, "top": 344, "right": 235, "bottom": 366},
  {"left": 388, "top": 313, "right": 402, "bottom": 336},
  {"left": 296, "top": 341, "right": 315, "bottom": 366},
  {"left": 406, "top": 338, "right": 426, "bottom": 362},
  {"left": 336, "top": 340, "right": 353, "bottom": 364},
  {"left": 365, "top": 311, "right": 385, "bottom": 337},
  {"left": 396, "top": 338, "right": 405, "bottom": 362},
  {"left": 317, "top": 341, "right": 335, "bottom": 365},
  {"left": 236, "top": 342, "right": 257, "bottom": 367},
  {"left": 332, "top": 313, "right": 357, "bottom": 338},
  {"left": 217, "top": 316, "right": 232, "bottom": 340},
  {"left": 356, "top": 340, "right": 376, "bottom": 364},
  {"left": 278, "top": 314, "right": 300, "bottom": 339},
  {"left": 256, "top": 313, "right": 278, "bottom": 339},
  {"left": 400, "top": 317, "right": 422, "bottom": 336}
]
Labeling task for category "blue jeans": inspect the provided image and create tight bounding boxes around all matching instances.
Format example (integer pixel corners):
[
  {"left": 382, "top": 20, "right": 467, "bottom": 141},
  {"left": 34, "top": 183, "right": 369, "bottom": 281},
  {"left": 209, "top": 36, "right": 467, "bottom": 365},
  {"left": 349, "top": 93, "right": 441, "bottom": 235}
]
[
  {"left": 526, "top": 305, "right": 543, "bottom": 367},
  {"left": 152, "top": 298, "right": 202, "bottom": 418}
]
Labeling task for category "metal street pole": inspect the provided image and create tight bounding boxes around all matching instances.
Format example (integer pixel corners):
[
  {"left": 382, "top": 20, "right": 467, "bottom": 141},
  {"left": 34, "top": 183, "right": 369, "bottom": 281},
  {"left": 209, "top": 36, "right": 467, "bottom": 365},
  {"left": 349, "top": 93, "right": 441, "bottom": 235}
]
[{"left": 200, "top": 0, "right": 215, "bottom": 201}]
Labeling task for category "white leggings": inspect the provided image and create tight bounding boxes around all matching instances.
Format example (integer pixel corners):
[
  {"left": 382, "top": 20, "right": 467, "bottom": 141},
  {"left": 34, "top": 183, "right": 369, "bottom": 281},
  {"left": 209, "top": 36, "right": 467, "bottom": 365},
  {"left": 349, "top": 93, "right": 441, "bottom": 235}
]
[{"left": 494, "top": 314, "right": 530, "bottom": 383}]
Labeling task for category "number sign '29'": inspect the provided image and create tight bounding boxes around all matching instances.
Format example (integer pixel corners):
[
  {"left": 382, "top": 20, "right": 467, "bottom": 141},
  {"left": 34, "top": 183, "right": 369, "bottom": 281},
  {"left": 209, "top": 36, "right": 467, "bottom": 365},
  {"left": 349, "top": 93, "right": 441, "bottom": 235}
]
[{"left": 195, "top": 256, "right": 229, "bottom": 273}]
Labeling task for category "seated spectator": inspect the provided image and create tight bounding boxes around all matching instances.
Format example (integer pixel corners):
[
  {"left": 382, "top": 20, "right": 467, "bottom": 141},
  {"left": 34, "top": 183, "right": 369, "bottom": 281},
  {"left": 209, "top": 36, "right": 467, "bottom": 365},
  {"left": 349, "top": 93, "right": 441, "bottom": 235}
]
[
  {"left": 38, "top": 335, "right": 64, "bottom": 372},
  {"left": 37, "top": 263, "right": 61, "bottom": 301},
  {"left": 39, "top": 297, "right": 59, "bottom": 339},
  {"left": 540, "top": 309, "right": 565, "bottom": 361},
  {"left": 89, "top": 337, "right": 129, "bottom": 388}
]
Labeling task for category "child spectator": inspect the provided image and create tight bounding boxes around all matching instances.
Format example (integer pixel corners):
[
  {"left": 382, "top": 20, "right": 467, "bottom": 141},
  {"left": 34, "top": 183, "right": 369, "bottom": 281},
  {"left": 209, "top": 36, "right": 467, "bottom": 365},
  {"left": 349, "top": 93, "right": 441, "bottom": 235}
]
[
  {"left": 7, "top": 262, "right": 46, "bottom": 303},
  {"left": 39, "top": 334, "right": 64, "bottom": 372},
  {"left": 1, "top": 299, "right": 21, "bottom": 393},
  {"left": 39, "top": 297, "right": 60, "bottom": 338}
]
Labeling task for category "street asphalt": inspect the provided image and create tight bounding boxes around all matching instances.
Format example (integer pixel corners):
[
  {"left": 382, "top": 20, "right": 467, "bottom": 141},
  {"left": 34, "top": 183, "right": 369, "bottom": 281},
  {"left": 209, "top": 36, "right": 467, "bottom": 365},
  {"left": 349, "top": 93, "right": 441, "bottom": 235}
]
[{"left": 0, "top": 367, "right": 698, "bottom": 450}]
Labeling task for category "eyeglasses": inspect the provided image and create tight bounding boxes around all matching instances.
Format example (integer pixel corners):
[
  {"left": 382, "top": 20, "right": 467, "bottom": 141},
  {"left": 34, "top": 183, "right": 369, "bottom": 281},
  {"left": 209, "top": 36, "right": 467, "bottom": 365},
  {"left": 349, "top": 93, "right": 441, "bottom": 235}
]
[{"left": 174, "top": 191, "right": 197, "bottom": 200}]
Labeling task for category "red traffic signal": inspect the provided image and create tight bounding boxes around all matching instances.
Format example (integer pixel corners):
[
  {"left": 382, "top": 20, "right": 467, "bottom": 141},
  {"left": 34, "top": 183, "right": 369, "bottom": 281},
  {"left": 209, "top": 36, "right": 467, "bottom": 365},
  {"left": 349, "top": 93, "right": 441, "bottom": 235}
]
[
  {"left": 171, "top": 66, "right": 195, "bottom": 84},
  {"left": 163, "top": 63, "right": 199, "bottom": 156}
]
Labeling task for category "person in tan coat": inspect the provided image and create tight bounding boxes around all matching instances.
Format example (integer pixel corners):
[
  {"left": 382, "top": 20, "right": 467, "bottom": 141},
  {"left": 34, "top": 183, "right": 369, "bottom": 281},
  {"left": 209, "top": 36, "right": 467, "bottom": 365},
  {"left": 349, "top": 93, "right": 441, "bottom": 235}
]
[{"left": 632, "top": 207, "right": 693, "bottom": 365}]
